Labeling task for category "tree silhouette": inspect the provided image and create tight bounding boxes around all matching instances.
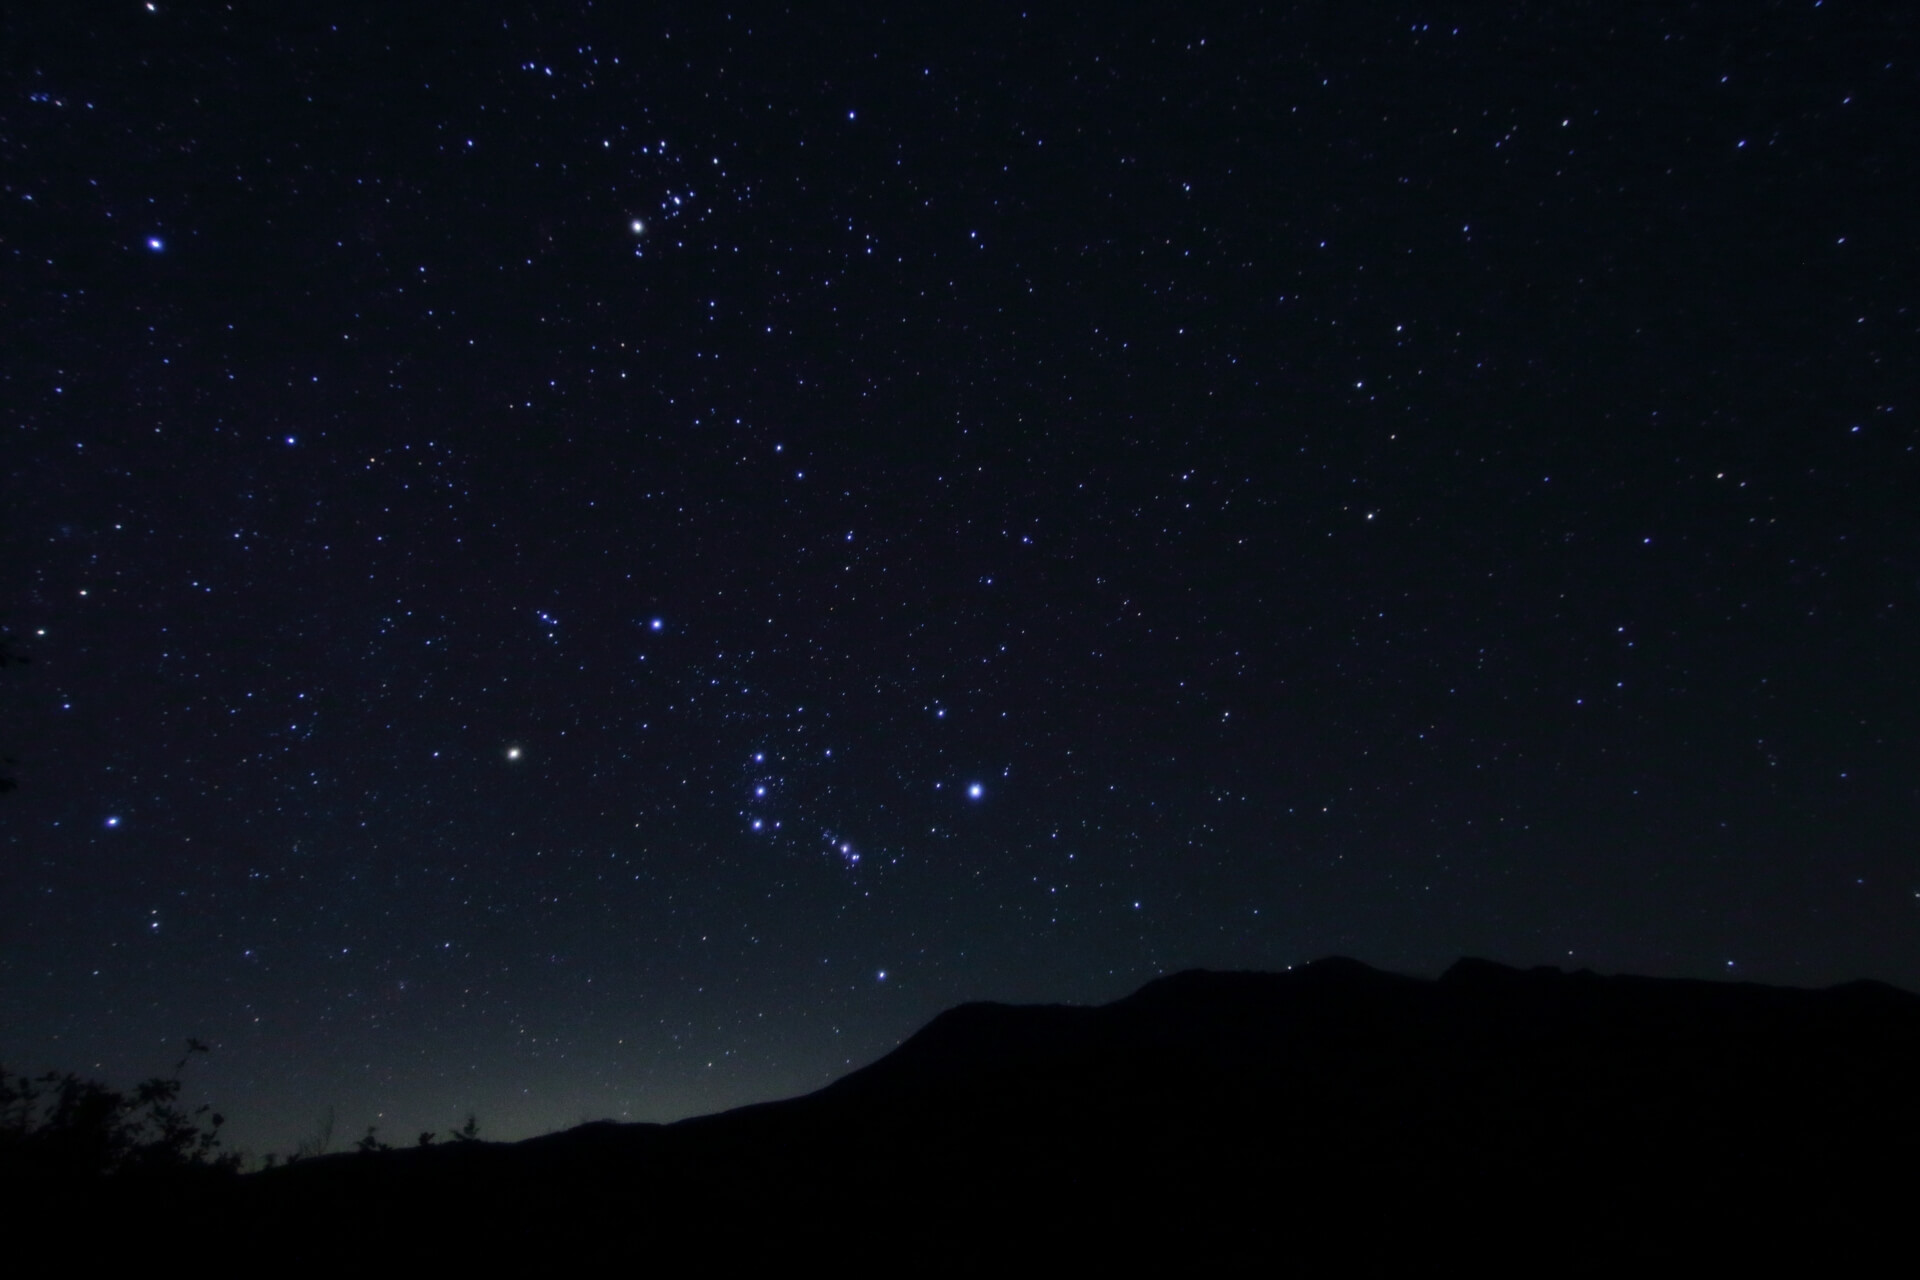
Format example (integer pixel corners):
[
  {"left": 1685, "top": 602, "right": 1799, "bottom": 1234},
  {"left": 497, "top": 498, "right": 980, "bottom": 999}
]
[{"left": 0, "top": 1039, "right": 237, "bottom": 1180}]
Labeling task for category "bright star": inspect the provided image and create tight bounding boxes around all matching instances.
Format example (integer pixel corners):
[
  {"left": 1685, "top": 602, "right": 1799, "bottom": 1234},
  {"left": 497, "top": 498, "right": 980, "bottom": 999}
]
[
  {"left": 968, "top": 783, "right": 984, "bottom": 799},
  {"left": 630, "top": 218, "right": 646, "bottom": 234}
]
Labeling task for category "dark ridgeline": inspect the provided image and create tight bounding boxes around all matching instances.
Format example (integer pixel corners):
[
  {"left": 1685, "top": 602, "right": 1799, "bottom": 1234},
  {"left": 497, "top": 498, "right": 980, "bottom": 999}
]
[{"left": 24, "top": 958, "right": 1920, "bottom": 1263}]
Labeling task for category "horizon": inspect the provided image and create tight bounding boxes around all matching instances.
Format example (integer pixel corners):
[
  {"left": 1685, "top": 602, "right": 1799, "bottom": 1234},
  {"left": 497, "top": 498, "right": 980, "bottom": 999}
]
[{"left": 14, "top": 949, "right": 1914, "bottom": 1160}]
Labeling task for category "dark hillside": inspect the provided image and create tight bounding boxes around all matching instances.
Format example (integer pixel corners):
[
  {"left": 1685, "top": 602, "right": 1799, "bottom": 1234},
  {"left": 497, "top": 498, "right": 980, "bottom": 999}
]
[{"left": 30, "top": 958, "right": 1920, "bottom": 1264}]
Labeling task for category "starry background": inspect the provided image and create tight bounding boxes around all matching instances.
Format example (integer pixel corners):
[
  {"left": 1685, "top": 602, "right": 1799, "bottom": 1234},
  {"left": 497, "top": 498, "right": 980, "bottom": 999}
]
[{"left": 3, "top": 1, "right": 1915, "bottom": 1157}]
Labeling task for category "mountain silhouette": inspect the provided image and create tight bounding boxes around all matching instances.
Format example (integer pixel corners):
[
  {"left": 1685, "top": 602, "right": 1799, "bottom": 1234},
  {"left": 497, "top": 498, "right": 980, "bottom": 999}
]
[{"left": 40, "top": 958, "right": 1920, "bottom": 1264}]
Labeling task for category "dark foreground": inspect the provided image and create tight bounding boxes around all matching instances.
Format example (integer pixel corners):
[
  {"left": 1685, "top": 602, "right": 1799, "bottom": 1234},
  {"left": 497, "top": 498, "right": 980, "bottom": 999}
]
[{"left": 23, "top": 958, "right": 1920, "bottom": 1264}]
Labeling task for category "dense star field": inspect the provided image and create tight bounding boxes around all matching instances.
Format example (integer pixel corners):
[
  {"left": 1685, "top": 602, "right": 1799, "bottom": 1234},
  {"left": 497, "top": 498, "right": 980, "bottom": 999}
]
[{"left": 3, "top": 3, "right": 1915, "bottom": 1158}]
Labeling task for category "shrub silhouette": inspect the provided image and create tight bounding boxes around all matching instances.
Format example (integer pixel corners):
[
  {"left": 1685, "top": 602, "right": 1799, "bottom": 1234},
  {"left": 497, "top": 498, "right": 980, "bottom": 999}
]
[
  {"left": 291, "top": 1105, "right": 336, "bottom": 1161},
  {"left": 0, "top": 1040, "right": 237, "bottom": 1181}
]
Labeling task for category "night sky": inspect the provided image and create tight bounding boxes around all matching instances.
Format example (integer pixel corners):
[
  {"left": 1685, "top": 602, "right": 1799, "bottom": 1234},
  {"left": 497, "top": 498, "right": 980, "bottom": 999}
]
[{"left": 4, "top": 2, "right": 1915, "bottom": 1158}]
